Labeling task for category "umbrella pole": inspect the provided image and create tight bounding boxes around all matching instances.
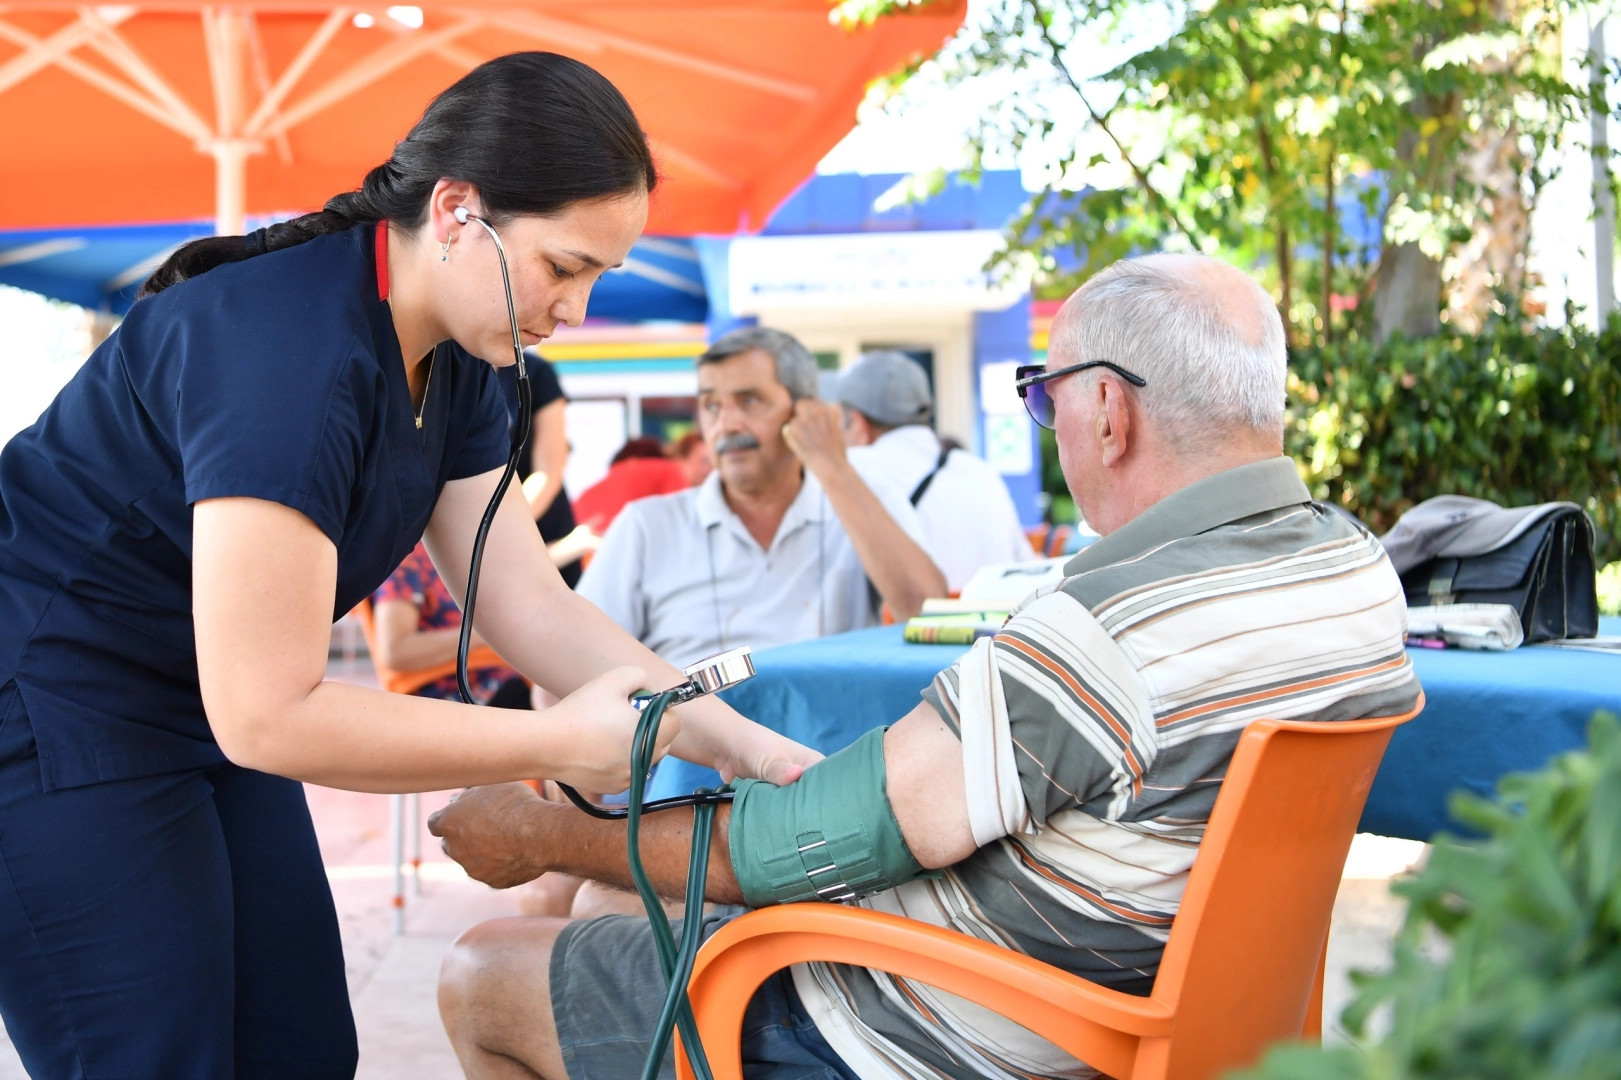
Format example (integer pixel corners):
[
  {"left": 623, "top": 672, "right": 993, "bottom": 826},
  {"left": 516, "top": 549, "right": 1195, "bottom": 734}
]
[
  {"left": 205, "top": 8, "right": 252, "bottom": 238},
  {"left": 213, "top": 140, "right": 250, "bottom": 237}
]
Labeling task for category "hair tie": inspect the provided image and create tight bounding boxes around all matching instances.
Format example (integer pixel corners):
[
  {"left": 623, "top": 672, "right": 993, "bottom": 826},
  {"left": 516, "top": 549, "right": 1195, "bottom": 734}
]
[{"left": 243, "top": 228, "right": 268, "bottom": 256}]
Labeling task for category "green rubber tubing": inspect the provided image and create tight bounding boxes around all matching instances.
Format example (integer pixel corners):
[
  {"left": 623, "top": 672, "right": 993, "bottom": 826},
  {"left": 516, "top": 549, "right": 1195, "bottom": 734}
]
[{"left": 626, "top": 691, "right": 718, "bottom": 1080}]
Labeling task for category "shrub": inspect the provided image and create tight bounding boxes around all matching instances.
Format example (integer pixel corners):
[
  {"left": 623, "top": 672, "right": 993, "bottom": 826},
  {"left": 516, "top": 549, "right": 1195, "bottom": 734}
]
[
  {"left": 1233, "top": 712, "right": 1621, "bottom": 1080},
  {"left": 1600, "top": 563, "right": 1621, "bottom": 617},
  {"left": 1286, "top": 316, "right": 1621, "bottom": 564}
]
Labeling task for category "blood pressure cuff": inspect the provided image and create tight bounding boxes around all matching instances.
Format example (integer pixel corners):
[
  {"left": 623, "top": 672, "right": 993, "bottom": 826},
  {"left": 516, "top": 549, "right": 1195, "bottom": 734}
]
[{"left": 728, "top": 726, "right": 932, "bottom": 908}]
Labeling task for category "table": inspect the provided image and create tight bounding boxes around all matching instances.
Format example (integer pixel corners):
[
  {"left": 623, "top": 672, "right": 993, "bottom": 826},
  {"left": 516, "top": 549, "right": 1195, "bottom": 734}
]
[{"left": 649, "top": 618, "right": 1621, "bottom": 841}]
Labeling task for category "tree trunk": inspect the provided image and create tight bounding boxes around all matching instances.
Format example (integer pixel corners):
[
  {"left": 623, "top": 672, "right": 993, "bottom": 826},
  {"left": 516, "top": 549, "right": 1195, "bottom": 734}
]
[
  {"left": 1373, "top": 242, "right": 1443, "bottom": 341},
  {"left": 1276, "top": 222, "right": 1294, "bottom": 341},
  {"left": 1255, "top": 121, "right": 1294, "bottom": 340},
  {"left": 1445, "top": 122, "right": 1530, "bottom": 332}
]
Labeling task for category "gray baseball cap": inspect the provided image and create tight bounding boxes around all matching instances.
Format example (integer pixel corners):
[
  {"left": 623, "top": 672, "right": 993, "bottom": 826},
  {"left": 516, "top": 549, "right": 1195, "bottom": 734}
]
[{"left": 833, "top": 351, "right": 932, "bottom": 426}]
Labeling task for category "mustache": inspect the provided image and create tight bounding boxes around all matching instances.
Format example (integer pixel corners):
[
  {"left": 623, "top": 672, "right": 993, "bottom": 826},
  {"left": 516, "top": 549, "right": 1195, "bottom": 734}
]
[{"left": 713, "top": 432, "right": 761, "bottom": 454}]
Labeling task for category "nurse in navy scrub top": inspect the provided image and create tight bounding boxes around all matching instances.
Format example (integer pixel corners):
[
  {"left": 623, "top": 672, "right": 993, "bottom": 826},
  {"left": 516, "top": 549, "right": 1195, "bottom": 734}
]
[{"left": 0, "top": 52, "right": 815, "bottom": 1079}]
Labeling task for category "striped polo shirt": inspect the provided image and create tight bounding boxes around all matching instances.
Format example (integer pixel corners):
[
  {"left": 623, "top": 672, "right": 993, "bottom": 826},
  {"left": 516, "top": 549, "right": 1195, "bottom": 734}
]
[{"left": 791, "top": 457, "right": 1421, "bottom": 1080}]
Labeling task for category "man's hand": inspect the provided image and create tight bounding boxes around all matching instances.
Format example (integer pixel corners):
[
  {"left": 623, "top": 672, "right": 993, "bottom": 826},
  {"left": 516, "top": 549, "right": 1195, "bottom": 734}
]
[
  {"left": 782, "top": 399, "right": 849, "bottom": 477},
  {"left": 779, "top": 400, "right": 947, "bottom": 621},
  {"left": 429, "top": 782, "right": 551, "bottom": 889},
  {"left": 431, "top": 780, "right": 748, "bottom": 904}
]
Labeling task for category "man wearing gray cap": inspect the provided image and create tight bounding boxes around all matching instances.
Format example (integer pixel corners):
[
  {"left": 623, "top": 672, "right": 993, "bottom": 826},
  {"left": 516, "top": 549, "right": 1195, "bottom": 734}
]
[{"left": 838, "top": 350, "right": 1034, "bottom": 592}]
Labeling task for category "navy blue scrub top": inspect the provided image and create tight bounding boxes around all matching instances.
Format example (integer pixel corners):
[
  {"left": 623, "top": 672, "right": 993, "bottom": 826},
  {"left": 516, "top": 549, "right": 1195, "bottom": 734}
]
[{"left": 0, "top": 223, "right": 511, "bottom": 791}]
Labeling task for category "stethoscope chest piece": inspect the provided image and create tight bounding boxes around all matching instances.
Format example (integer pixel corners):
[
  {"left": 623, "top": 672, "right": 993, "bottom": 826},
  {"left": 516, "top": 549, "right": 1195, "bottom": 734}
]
[{"left": 632, "top": 646, "right": 756, "bottom": 711}]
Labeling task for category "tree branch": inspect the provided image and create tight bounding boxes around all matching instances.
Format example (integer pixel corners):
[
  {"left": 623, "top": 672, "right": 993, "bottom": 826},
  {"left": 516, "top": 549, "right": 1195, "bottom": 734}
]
[
  {"left": 1227, "top": 18, "right": 1295, "bottom": 337},
  {"left": 1025, "top": 0, "right": 1202, "bottom": 247}
]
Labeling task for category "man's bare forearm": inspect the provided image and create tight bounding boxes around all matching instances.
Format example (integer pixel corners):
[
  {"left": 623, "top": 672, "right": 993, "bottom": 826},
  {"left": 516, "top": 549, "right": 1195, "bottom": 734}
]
[
  {"left": 814, "top": 460, "right": 946, "bottom": 619},
  {"left": 434, "top": 704, "right": 984, "bottom": 910},
  {"left": 534, "top": 800, "right": 745, "bottom": 905}
]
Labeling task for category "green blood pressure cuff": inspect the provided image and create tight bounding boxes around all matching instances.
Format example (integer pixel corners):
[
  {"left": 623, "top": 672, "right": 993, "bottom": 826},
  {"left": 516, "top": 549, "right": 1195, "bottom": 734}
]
[{"left": 728, "top": 726, "right": 933, "bottom": 908}]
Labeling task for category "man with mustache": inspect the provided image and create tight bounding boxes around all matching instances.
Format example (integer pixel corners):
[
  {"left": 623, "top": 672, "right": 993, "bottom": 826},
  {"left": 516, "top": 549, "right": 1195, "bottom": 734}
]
[{"left": 576, "top": 326, "right": 947, "bottom": 668}]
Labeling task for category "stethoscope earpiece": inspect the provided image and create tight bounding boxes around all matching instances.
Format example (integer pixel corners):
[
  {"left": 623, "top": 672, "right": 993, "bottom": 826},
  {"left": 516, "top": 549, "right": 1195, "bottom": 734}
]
[{"left": 452, "top": 206, "right": 469, "bottom": 224}]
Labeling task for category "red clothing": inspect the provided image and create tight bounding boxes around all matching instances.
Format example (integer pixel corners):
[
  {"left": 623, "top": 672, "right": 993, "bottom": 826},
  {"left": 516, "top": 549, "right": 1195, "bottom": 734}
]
[{"left": 573, "top": 457, "right": 691, "bottom": 534}]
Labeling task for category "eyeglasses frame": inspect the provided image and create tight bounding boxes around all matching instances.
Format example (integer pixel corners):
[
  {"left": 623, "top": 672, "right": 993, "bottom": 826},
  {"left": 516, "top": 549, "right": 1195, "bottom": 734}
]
[{"left": 1014, "top": 360, "right": 1148, "bottom": 429}]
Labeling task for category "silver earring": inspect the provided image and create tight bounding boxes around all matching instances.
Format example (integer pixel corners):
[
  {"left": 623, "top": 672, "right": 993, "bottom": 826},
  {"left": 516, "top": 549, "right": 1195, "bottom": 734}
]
[{"left": 440, "top": 237, "right": 450, "bottom": 261}]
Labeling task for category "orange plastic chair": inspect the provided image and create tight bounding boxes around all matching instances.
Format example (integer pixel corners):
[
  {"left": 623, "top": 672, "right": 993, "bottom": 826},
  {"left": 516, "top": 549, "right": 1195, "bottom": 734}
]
[{"left": 676, "top": 697, "right": 1423, "bottom": 1080}]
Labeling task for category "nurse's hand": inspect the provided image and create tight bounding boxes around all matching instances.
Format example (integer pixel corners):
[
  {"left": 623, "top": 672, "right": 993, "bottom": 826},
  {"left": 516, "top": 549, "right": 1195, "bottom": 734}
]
[
  {"left": 671, "top": 699, "right": 823, "bottom": 786},
  {"left": 546, "top": 665, "right": 677, "bottom": 794},
  {"left": 429, "top": 782, "right": 548, "bottom": 889}
]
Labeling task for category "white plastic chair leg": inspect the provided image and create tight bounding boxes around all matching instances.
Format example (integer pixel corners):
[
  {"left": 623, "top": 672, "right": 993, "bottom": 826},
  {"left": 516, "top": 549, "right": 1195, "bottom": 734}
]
[
  {"left": 409, "top": 791, "right": 423, "bottom": 896},
  {"left": 390, "top": 792, "right": 405, "bottom": 935}
]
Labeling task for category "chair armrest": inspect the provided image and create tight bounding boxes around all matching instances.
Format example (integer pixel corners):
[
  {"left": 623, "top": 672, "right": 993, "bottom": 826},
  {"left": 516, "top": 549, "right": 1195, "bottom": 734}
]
[{"left": 677, "top": 905, "right": 1173, "bottom": 1080}]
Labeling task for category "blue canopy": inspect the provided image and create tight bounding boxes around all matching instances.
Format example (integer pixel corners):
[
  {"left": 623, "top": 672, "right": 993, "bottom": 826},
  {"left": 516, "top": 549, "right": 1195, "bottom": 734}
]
[
  {"left": 0, "top": 221, "right": 214, "bottom": 313},
  {"left": 0, "top": 221, "right": 707, "bottom": 322}
]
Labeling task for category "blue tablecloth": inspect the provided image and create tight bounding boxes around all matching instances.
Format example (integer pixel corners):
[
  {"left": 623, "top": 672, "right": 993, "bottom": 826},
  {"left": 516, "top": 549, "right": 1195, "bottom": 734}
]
[{"left": 649, "top": 618, "right": 1621, "bottom": 841}]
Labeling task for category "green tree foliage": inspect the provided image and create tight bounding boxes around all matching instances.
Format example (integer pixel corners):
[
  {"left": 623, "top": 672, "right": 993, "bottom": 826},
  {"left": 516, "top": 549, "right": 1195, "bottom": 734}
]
[
  {"left": 1233, "top": 711, "right": 1621, "bottom": 1079},
  {"left": 1287, "top": 311, "right": 1621, "bottom": 563},
  {"left": 858, "top": 0, "right": 1584, "bottom": 345}
]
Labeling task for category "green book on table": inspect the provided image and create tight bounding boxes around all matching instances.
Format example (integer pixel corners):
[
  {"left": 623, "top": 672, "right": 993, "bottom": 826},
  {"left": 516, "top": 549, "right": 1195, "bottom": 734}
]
[{"left": 903, "top": 612, "right": 1008, "bottom": 645}]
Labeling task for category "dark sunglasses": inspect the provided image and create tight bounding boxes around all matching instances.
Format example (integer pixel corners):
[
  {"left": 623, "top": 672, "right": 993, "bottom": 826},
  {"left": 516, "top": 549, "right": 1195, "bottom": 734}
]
[{"left": 1014, "top": 361, "right": 1148, "bottom": 429}]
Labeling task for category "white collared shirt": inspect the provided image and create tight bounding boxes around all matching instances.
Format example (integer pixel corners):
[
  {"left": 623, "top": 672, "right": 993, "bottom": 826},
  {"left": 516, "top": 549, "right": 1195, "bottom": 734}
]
[
  {"left": 846, "top": 425, "right": 1034, "bottom": 592},
  {"left": 577, "top": 469, "right": 929, "bottom": 668}
]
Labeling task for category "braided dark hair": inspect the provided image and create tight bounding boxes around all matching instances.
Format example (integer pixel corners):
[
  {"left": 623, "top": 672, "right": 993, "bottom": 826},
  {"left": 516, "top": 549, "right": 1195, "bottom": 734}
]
[{"left": 140, "top": 52, "right": 657, "bottom": 297}]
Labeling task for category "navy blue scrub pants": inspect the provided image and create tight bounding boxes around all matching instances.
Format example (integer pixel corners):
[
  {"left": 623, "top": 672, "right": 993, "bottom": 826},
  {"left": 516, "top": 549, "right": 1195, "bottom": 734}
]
[{"left": 0, "top": 684, "right": 358, "bottom": 1078}]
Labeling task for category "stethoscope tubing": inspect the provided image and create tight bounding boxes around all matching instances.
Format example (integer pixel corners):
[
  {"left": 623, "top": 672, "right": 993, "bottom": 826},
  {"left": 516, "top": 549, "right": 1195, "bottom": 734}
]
[
  {"left": 447, "top": 211, "right": 721, "bottom": 1079},
  {"left": 448, "top": 212, "right": 732, "bottom": 816}
]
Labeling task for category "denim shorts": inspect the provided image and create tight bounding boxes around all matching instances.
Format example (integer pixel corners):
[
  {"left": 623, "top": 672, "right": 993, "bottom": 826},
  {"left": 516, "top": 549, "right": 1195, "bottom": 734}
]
[{"left": 550, "top": 907, "right": 861, "bottom": 1080}]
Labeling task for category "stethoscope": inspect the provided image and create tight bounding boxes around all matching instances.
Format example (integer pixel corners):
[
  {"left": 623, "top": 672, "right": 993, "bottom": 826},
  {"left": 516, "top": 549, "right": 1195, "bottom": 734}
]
[
  {"left": 447, "top": 205, "right": 747, "bottom": 818},
  {"left": 448, "top": 206, "right": 748, "bottom": 1079}
]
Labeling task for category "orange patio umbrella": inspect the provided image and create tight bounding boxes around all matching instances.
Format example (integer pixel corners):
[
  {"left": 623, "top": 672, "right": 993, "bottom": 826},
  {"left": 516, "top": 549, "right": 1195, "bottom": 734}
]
[{"left": 0, "top": 1, "right": 965, "bottom": 236}]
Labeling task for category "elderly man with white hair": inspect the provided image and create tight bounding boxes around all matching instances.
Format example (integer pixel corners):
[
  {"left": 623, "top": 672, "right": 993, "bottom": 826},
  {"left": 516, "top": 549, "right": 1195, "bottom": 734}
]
[{"left": 430, "top": 254, "right": 1421, "bottom": 1080}]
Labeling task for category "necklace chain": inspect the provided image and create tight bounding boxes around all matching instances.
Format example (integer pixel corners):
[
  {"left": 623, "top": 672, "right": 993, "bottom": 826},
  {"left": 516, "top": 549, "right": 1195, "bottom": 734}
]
[{"left": 414, "top": 346, "right": 437, "bottom": 430}]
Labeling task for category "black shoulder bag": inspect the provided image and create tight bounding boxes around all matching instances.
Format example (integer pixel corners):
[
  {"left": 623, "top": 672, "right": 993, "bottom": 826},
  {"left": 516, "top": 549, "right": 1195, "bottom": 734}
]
[{"left": 1399, "top": 506, "right": 1599, "bottom": 644}]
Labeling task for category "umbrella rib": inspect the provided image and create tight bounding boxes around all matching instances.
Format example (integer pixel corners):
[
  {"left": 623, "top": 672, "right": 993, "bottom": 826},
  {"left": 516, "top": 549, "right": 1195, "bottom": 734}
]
[
  {"left": 0, "top": 17, "right": 198, "bottom": 141},
  {"left": 613, "top": 255, "right": 708, "bottom": 296},
  {"left": 458, "top": 9, "right": 603, "bottom": 54},
  {"left": 243, "top": 13, "right": 294, "bottom": 163},
  {"left": 645, "top": 135, "right": 745, "bottom": 192},
  {"left": 430, "top": 40, "right": 486, "bottom": 71},
  {"left": 477, "top": 10, "right": 818, "bottom": 102},
  {"left": 78, "top": 6, "right": 213, "bottom": 142},
  {"left": 261, "top": 16, "right": 482, "bottom": 139},
  {"left": 201, "top": 7, "right": 249, "bottom": 139},
  {"left": 634, "top": 237, "right": 702, "bottom": 263},
  {"left": 243, "top": 7, "right": 347, "bottom": 139},
  {"left": 0, "top": 238, "right": 89, "bottom": 269},
  {"left": 106, "top": 241, "right": 186, "bottom": 292},
  {"left": 0, "top": 8, "right": 127, "bottom": 98},
  {"left": 201, "top": 8, "right": 227, "bottom": 133}
]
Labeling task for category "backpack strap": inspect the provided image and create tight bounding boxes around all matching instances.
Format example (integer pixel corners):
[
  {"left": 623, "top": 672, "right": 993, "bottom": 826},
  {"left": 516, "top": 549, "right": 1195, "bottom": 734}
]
[{"left": 909, "top": 444, "right": 952, "bottom": 506}]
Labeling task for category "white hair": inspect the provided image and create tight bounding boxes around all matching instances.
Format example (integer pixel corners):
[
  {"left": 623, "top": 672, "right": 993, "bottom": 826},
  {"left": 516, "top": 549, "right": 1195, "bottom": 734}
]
[{"left": 1051, "top": 255, "right": 1286, "bottom": 450}]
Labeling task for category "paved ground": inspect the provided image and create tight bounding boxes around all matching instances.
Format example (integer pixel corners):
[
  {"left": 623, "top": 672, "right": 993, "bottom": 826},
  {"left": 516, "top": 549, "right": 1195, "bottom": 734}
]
[{"left": 0, "top": 654, "right": 1423, "bottom": 1077}]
